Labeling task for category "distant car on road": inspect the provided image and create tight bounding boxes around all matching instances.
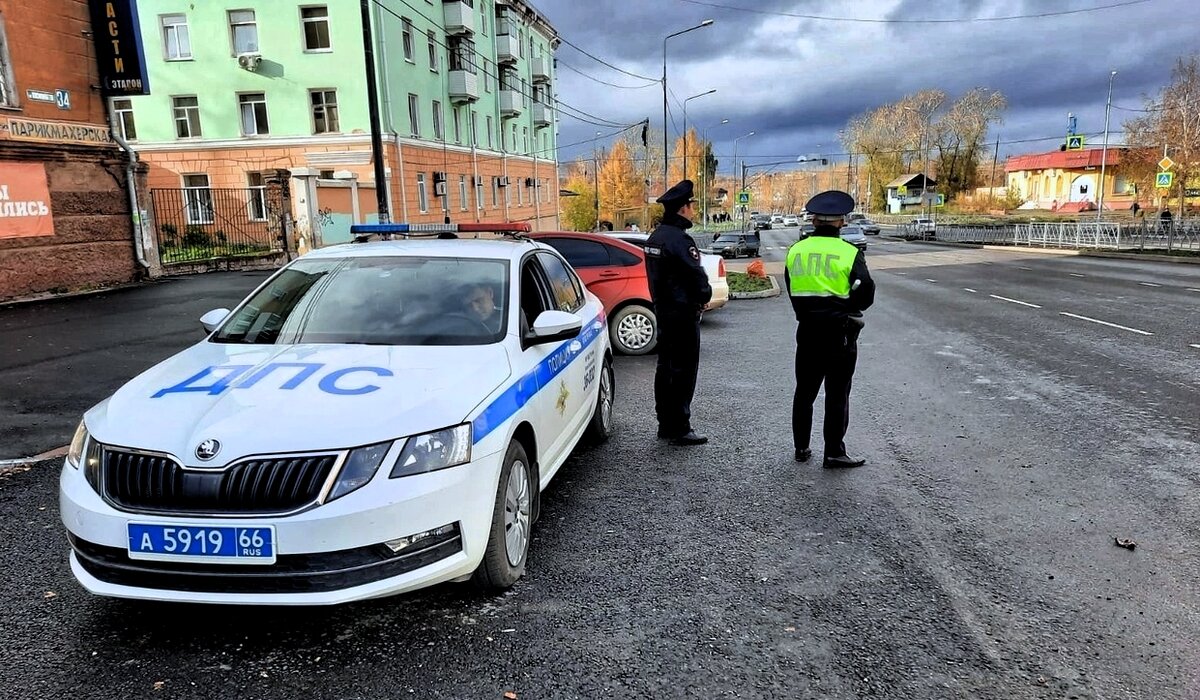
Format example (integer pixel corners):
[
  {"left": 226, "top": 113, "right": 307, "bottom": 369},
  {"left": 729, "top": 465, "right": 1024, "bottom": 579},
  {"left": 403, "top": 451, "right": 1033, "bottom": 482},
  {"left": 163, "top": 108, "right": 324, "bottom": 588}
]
[
  {"left": 704, "top": 233, "right": 761, "bottom": 259},
  {"left": 840, "top": 224, "right": 868, "bottom": 251},
  {"left": 846, "top": 212, "right": 867, "bottom": 224},
  {"left": 906, "top": 217, "right": 936, "bottom": 239},
  {"left": 783, "top": 215, "right": 800, "bottom": 227},
  {"left": 752, "top": 217, "right": 772, "bottom": 231},
  {"left": 858, "top": 218, "right": 881, "bottom": 235},
  {"left": 799, "top": 223, "right": 816, "bottom": 239},
  {"left": 771, "top": 215, "right": 785, "bottom": 227}
]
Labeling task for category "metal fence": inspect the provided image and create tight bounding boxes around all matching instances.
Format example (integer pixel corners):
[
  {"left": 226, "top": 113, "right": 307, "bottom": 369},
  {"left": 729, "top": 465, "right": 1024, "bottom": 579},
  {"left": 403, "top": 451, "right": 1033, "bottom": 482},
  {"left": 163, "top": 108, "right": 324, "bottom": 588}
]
[
  {"left": 151, "top": 187, "right": 285, "bottom": 264},
  {"left": 1014, "top": 221, "right": 1200, "bottom": 252}
]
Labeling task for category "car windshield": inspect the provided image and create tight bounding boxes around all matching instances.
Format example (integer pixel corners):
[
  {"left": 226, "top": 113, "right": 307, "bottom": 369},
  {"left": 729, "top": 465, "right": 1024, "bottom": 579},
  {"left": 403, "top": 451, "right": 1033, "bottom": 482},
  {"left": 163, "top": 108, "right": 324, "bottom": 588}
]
[{"left": 212, "top": 256, "right": 510, "bottom": 346}]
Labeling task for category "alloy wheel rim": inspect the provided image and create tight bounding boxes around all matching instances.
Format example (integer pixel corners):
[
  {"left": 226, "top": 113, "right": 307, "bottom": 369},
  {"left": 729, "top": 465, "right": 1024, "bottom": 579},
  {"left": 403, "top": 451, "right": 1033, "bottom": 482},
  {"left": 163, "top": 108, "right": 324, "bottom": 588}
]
[
  {"left": 617, "top": 313, "right": 654, "bottom": 350},
  {"left": 599, "top": 364, "right": 613, "bottom": 431},
  {"left": 504, "top": 460, "right": 531, "bottom": 567}
]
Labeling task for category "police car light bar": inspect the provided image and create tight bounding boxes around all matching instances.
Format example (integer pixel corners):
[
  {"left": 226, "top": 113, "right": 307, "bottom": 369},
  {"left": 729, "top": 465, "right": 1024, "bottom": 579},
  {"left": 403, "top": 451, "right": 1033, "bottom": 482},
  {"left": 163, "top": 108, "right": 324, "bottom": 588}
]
[{"left": 349, "top": 222, "right": 531, "bottom": 241}]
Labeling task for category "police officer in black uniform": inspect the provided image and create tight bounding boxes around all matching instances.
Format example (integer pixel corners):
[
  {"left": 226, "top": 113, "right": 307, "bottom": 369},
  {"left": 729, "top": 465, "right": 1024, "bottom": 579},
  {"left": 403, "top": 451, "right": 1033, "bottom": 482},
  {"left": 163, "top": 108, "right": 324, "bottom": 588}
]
[
  {"left": 644, "top": 180, "right": 712, "bottom": 446},
  {"left": 786, "top": 191, "right": 875, "bottom": 468}
]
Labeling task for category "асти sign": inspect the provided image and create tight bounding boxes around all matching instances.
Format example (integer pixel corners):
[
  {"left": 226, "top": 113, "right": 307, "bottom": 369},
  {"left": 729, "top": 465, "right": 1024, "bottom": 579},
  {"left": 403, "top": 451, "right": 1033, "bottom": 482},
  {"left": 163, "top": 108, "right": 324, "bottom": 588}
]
[{"left": 88, "top": 0, "right": 151, "bottom": 95}]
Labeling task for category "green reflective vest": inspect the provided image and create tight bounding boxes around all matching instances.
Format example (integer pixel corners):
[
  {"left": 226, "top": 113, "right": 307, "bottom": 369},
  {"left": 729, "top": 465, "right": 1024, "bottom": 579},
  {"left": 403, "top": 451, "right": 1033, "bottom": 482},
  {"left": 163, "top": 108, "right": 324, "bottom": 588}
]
[{"left": 785, "top": 236, "right": 858, "bottom": 298}]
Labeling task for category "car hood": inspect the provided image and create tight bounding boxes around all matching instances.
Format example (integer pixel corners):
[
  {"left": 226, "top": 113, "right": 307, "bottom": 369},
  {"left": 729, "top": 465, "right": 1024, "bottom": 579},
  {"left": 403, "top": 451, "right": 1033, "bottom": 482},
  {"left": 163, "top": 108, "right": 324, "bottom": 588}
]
[{"left": 85, "top": 341, "right": 512, "bottom": 462}]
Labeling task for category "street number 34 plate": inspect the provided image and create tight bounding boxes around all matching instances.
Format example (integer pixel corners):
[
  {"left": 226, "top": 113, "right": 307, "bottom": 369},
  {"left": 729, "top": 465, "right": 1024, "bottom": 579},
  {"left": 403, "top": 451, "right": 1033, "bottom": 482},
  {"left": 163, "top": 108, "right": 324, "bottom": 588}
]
[{"left": 127, "top": 523, "right": 276, "bottom": 565}]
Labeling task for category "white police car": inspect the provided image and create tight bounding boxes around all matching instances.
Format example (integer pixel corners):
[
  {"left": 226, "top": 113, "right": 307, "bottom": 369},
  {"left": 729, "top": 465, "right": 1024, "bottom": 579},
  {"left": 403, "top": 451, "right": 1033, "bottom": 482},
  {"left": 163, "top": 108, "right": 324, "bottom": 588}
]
[{"left": 59, "top": 223, "right": 615, "bottom": 605}]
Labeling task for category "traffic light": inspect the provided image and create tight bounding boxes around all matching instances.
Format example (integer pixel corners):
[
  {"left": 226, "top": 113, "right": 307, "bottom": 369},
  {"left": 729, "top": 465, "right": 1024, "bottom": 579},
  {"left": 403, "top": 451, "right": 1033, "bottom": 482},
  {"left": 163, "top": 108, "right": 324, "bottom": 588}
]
[{"left": 641, "top": 120, "right": 648, "bottom": 148}]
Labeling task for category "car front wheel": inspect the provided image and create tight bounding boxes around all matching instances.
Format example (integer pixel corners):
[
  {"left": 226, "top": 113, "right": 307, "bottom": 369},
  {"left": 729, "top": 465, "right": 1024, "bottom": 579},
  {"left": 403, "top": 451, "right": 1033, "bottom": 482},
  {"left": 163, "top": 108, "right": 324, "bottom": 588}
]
[
  {"left": 474, "top": 440, "right": 534, "bottom": 591},
  {"left": 610, "top": 304, "right": 657, "bottom": 355}
]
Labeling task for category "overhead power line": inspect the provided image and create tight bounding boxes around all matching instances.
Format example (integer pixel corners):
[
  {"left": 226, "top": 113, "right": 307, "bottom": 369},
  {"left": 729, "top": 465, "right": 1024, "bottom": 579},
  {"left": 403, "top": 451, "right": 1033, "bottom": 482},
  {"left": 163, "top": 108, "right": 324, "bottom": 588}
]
[
  {"left": 678, "top": 0, "right": 1152, "bottom": 23},
  {"left": 558, "top": 59, "right": 660, "bottom": 89},
  {"left": 557, "top": 36, "right": 659, "bottom": 82}
]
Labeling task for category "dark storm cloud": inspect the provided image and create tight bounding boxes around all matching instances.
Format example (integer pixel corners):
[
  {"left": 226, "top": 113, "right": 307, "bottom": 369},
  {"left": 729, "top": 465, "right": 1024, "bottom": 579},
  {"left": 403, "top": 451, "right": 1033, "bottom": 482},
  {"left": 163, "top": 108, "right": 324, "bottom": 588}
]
[{"left": 539, "top": 0, "right": 1200, "bottom": 167}]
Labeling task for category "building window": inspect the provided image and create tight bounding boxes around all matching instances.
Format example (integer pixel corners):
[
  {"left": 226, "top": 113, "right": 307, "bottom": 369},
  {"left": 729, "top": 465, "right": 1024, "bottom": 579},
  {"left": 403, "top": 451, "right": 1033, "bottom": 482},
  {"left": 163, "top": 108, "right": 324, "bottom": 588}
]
[
  {"left": 301, "top": 6, "right": 331, "bottom": 52},
  {"left": 310, "top": 89, "right": 339, "bottom": 133},
  {"left": 229, "top": 10, "right": 258, "bottom": 54},
  {"left": 401, "top": 18, "right": 414, "bottom": 62},
  {"left": 112, "top": 98, "right": 136, "bottom": 140},
  {"left": 459, "top": 175, "right": 468, "bottom": 211},
  {"left": 161, "top": 14, "right": 192, "bottom": 60},
  {"left": 505, "top": 176, "right": 511, "bottom": 205},
  {"left": 0, "top": 13, "right": 14, "bottom": 108},
  {"left": 182, "top": 174, "right": 214, "bottom": 225},
  {"left": 481, "top": 2, "right": 489, "bottom": 36},
  {"left": 452, "top": 107, "right": 462, "bottom": 144},
  {"left": 172, "top": 96, "right": 201, "bottom": 138},
  {"left": 491, "top": 176, "right": 499, "bottom": 207},
  {"left": 448, "top": 36, "right": 476, "bottom": 73},
  {"left": 432, "top": 100, "right": 443, "bottom": 140},
  {"left": 408, "top": 93, "right": 420, "bottom": 137},
  {"left": 238, "top": 93, "right": 269, "bottom": 135},
  {"left": 482, "top": 59, "right": 492, "bottom": 93},
  {"left": 516, "top": 179, "right": 523, "bottom": 205},
  {"left": 522, "top": 126, "right": 528, "bottom": 153},
  {"left": 470, "top": 110, "right": 478, "bottom": 147},
  {"left": 522, "top": 78, "right": 529, "bottom": 107},
  {"left": 416, "top": 173, "right": 429, "bottom": 213},
  {"left": 247, "top": 172, "right": 268, "bottom": 221},
  {"left": 427, "top": 30, "right": 438, "bottom": 72},
  {"left": 518, "top": 28, "right": 525, "bottom": 58},
  {"left": 486, "top": 115, "right": 494, "bottom": 149},
  {"left": 476, "top": 177, "right": 484, "bottom": 210}
]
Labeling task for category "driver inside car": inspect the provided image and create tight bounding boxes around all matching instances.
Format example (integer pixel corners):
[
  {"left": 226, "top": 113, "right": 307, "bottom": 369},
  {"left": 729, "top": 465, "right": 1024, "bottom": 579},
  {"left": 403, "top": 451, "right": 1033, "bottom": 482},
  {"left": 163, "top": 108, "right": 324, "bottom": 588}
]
[{"left": 463, "top": 282, "right": 504, "bottom": 334}]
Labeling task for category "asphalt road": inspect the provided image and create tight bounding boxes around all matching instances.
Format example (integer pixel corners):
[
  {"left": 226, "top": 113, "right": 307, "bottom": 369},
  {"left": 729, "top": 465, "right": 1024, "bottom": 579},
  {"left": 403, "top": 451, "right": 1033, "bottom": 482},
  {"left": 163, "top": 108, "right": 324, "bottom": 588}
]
[{"left": 2, "top": 247, "right": 1199, "bottom": 698}]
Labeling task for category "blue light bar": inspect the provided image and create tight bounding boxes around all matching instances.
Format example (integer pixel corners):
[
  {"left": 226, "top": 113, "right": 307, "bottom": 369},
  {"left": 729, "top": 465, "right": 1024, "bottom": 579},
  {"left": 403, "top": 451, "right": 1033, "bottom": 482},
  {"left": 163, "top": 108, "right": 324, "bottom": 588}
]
[{"left": 350, "top": 223, "right": 411, "bottom": 234}]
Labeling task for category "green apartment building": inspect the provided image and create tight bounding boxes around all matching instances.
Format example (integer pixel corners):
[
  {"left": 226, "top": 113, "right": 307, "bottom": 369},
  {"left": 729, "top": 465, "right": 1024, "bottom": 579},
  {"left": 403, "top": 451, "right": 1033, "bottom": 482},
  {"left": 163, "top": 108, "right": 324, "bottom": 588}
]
[{"left": 121, "top": 0, "right": 560, "bottom": 245}]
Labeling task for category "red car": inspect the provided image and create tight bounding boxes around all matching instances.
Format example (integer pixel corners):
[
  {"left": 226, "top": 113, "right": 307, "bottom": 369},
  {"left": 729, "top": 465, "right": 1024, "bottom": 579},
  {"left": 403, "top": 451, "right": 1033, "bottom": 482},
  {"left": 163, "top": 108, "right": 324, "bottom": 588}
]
[{"left": 529, "top": 232, "right": 659, "bottom": 356}]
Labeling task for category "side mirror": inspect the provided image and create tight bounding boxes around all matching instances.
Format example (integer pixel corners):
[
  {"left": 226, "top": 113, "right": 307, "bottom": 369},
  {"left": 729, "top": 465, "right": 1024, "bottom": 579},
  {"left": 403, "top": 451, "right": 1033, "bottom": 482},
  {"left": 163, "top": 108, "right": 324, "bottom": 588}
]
[
  {"left": 528, "top": 310, "right": 583, "bottom": 345},
  {"left": 200, "top": 308, "right": 230, "bottom": 334}
]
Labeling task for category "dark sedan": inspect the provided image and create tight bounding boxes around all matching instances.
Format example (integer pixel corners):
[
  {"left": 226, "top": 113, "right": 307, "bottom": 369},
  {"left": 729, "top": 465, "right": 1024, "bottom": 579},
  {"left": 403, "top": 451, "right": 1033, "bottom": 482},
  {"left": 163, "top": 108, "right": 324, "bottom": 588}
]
[{"left": 704, "top": 233, "right": 761, "bottom": 258}]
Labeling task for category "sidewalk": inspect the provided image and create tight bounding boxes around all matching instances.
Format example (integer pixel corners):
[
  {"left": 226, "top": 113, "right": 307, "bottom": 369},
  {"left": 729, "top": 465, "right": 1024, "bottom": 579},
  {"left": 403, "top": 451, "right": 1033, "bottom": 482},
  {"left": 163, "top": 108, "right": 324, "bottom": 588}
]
[{"left": 0, "top": 271, "right": 270, "bottom": 460}]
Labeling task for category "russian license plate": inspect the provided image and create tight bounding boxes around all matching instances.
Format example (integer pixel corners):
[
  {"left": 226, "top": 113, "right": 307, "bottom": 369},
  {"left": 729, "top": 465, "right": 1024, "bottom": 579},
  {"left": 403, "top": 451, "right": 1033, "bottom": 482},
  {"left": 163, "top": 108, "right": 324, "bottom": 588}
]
[{"left": 127, "top": 523, "right": 276, "bottom": 565}]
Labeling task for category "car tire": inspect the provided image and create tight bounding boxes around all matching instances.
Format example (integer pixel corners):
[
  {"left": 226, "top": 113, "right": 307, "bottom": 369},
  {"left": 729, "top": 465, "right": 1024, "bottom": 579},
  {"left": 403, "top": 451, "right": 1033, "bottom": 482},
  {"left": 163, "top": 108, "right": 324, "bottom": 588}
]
[
  {"left": 584, "top": 356, "right": 615, "bottom": 444},
  {"left": 473, "top": 440, "right": 534, "bottom": 592},
  {"left": 610, "top": 304, "right": 657, "bottom": 356}
]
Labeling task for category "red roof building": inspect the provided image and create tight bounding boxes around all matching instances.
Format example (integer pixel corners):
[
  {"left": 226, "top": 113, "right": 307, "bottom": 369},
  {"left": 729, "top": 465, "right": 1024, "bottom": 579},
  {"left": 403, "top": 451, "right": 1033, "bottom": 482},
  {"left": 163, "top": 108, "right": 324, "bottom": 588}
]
[{"left": 1005, "top": 147, "right": 1133, "bottom": 211}]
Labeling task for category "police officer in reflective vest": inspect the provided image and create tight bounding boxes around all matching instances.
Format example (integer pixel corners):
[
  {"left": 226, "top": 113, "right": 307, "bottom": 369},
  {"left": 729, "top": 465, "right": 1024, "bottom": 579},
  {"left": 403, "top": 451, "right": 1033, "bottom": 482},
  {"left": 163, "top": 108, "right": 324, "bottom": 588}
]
[
  {"left": 645, "top": 179, "right": 712, "bottom": 446},
  {"left": 785, "top": 191, "right": 875, "bottom": 468}
]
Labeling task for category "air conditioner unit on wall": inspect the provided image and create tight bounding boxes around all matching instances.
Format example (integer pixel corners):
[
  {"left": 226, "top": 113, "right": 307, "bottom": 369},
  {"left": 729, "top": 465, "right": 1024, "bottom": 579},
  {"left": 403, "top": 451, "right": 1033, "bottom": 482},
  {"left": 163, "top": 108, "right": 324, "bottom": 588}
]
[
  {"left": 498, "top": 176, "right": 510, "bottom": 187},
  {"left": 237, "top": 53, "right": 263, "bottom": 71},
  {"left": 434, "top": 181, "right": 448, "bottom": 196}
]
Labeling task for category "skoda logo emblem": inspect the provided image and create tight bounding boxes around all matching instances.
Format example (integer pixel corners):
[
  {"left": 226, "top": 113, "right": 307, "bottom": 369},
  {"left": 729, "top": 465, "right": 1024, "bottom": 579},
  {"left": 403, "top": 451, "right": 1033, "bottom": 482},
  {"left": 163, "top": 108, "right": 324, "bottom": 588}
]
[{"left": 195, "top": 439, "right": 221, "bottom": 461}]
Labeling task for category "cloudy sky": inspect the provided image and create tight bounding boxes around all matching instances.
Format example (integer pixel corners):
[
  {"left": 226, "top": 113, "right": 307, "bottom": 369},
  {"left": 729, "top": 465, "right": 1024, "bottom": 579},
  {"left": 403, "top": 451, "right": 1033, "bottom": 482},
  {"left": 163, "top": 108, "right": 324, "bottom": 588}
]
[{"left": 536, "top": 0, "right": 1200, "bottom": 178}]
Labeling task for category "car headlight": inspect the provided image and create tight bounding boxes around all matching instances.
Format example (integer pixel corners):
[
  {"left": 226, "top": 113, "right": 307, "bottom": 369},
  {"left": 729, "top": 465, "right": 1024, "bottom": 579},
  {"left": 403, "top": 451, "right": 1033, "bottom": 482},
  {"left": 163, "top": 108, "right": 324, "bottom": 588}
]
[
  {"left": 390, "top": 424, "right": 472, "bottom": 479},
  {"left": 327, "top": 441, "right": 392, "bottom": 502},
  {"left": 67, "top": 421, "right": 89, "bottom": 469}
]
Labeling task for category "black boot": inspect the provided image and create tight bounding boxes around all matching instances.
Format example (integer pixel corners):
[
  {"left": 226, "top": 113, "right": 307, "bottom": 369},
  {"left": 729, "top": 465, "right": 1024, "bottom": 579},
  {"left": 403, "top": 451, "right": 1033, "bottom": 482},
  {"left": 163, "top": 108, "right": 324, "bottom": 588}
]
[
  {"left": 795, "top": 448, "right": 812, "bottom": 463},
  {"left": 670, "top": 431, "right": 708, "bottom": 446},
  {"left": 823, "top": 454, "right": 866, "bottom": 469}
]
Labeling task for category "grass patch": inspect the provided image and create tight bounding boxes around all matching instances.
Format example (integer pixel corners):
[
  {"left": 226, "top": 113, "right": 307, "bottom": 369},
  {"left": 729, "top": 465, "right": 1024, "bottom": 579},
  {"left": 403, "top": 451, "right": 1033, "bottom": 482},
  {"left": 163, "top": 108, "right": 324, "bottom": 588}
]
[
  {"left": 161, "top": 243, "right": 273, "bottom": 264},
  {"left": 727, "top": 272, "right": 773, "bottom": 293}
]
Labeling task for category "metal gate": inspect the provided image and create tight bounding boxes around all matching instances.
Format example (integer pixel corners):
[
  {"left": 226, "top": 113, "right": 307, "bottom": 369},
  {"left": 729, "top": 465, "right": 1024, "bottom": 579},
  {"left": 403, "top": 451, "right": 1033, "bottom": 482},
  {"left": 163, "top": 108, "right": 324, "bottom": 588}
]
[{"left": 150, "top": 185, "right": 286, "bottom": 264}]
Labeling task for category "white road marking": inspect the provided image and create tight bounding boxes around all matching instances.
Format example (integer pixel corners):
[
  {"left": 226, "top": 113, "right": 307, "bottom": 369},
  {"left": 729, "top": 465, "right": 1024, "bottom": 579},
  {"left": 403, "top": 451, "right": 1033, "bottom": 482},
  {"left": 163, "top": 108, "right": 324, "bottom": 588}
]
[
  {"left": 1069, "top": 273, "right": 1086, "bottom": 278},
  {"left": 1018, "top": 266, "right": 1034, "bottom": 271},
  {"left": 1059, "top": 312, "right": 1154, "bottom": 336},
  {"left": 1188, "top": 288, "right": 1200, "bottom": 293},
  {"left": 894, "top": 271, "right": 908, "bottom": 276},
  {"left": 964, "top": 288, "right": 978, "bottom": 293},
  {"left": 925, "top": 279, "right": 938, "bottom": 283},
  {"left": 989, "top": 294, "right": 1042, "bottom": 308},
  {"left": 1191, "top": 344, "right": 1200, "bottom": 349},
  {"left": 1139, "top": 282, "right": 1162, "bottom": 287}
]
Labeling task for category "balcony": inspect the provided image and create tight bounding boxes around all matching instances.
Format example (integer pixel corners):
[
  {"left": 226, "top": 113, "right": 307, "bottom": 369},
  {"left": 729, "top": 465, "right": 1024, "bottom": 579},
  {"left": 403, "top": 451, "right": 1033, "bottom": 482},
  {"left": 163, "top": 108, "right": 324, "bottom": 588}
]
[
  {"left": 499, "top": 89, "right": 522, "bottom": 118},
  {"left": 442, "top": 1, "right": 475, "bottom": 35},
  {"left": 532, "top": 103, "right": 551, "bottom": 128},
  {"left": 449, "top": 70, "right": 480, "bottom": 104},
  {"left": 531, "top": 56, "right": 551, "bottom": 83},
  {"left": 496, "top": 34, "right": 519, "bottom": 64}
]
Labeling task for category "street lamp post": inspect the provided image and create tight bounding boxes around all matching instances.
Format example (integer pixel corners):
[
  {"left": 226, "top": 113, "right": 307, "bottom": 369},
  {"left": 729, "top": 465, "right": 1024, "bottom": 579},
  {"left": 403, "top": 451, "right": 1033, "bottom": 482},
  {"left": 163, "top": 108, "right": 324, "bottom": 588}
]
[
  {"left": 663, "top": 20, "right": 714, "bottom": 189},
  {"left": 682, "top": 89, "right": 716, "bottom": 181},
  {"left": 732, "top": 130, "right": 754, "bottom": 229},
  {"left": 591, "top": 131, "right": 602, "bottom": 231},
  {"left": 1098, "top": 70, "right": 1117, "bottom": 220},
  {"left": 700, "top": 118, "right": 729, "bottom": 229}
]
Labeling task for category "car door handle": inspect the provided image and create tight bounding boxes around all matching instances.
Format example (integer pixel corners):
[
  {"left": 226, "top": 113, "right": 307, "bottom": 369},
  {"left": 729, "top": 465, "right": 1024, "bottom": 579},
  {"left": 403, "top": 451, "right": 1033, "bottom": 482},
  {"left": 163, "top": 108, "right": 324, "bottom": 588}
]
[{"left": 598, "top": 270, "right": 621, "bottom": 278}]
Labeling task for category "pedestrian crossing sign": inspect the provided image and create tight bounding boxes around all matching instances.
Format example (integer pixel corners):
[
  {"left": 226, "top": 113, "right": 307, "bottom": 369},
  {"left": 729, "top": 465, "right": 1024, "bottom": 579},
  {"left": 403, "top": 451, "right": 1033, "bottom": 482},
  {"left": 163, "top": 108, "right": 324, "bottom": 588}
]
[
  {"left": 1066, "top": 135, "right": 1085, "bottom": 150},
  {"left": 935, "top": 193, "right": 946, "bottom": 207},
  {"left": 737, "top": 191, "right": 751, "bottom": 204},
  {"left": 897, "top": 185, "right": 908, "bottom": 195},
  {"left": 1156, "top": 171, "right": 1174, "bottom": 189}
]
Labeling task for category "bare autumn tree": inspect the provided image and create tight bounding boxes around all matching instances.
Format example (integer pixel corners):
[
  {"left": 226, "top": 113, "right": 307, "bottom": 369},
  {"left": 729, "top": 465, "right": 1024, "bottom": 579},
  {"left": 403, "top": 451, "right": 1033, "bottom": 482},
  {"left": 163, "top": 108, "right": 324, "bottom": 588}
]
[
  {"left": 934, "top": 88, "right": 1008, "bottom": 194},
  {"left": 1123, "top": 53, "right": 1200, "bottom": 217}
]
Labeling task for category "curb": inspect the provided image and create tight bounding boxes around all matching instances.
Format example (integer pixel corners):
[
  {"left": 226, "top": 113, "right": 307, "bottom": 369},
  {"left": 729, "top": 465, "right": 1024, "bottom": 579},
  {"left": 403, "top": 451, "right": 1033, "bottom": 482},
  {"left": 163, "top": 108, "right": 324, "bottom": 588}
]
[
  {"left": 903, "top": 239, "right": 1200, "bottom": 264},
  {"left": 0, "top": 445, "right": 68, "bottom": 472},
  {"left": 730, "top": 275, "right": 781, "bottom": 299}
]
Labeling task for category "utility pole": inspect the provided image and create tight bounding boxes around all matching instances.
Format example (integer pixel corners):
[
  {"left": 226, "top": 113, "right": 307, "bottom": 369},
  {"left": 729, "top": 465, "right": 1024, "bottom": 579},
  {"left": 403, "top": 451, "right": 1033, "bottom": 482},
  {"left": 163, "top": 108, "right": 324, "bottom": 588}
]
[
  {"left": 360, "top": 0, "right": 389, "bottom": 224},
  {"left": 740, "top": 162, "right": 747, "bottom": 234},
  {"left": 1098, "top": 70, "right": 1117, "bottom": 220},
  {"left": 989, "top": 134, "right": 1000, "bottom": 211}
]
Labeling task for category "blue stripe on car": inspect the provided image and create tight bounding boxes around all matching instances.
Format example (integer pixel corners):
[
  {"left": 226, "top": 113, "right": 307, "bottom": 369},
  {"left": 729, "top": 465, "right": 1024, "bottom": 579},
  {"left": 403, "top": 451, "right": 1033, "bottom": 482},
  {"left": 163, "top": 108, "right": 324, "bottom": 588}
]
[{"left": 471, "top": 313, "right": 607, "bottom": 444}]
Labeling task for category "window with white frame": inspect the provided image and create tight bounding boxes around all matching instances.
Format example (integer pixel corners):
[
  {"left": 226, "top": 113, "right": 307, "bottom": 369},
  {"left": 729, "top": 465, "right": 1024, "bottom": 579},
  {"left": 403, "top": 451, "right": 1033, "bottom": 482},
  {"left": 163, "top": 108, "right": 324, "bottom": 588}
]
[
  {"left": 427, "top": 30, "right": 438, "bottom": 72},
  {"left": 229, "top": 10, "right": 258, "bottom": 54},
  {"left": 482, "top": 59, "right": 492, "bottom": 93},
  {"left": 301, "top": 6, "right": 331, "bottom": 51},
  {"left": 416, "top": 173, "right": 429, "bottom": 212},
  {"left": 401, "top": 18, "right": 414, "bottom": 62},
  {"left": 491, "top": 176, "right": 499, "bottom": 207},
  {"left": 516, "top": 178, "right": 523, "bottom": 205},
  {"left": 470, "top": 110, "right": 478, "bottom": 147},
  {"left": 459, "top": 175, "right": 468, "bottom": 211},
  {"left": 161, "top": 14, "right": 192, "bottom": 60},
  {"left": 505, "top": 176, "right": 511, "bottom": 205},
  {"left": 408, "top": 93, "right": 420, "bottom": 137},
  {"left": 448, "top": 35, "right": 475, "bottom": 73},
  {"left": 112, "top": 98, "right": 137, "bottom": 140},
  {"left": 0, "top": 13, "right": 14, "bottom": 108},
  {"left": 486, "top": 115, "right": 494, "bottom": 149},
  {"left": 238, "top": 93, "right": 269, "bottom": 135},
  {"left": 452, "top": 107, "right": 461, "bottom": 144},
  {"left": 172, "top": 96, "right": 201, "bottom": 138},
  {"left": 432, "top": 99, "right": 443, "bottom": 140},
  {"left": 247, "top": 172, "right": 268, "bottom": 221},
  {"left": 182, "top": 174, "right": 214, "bottom": 224},
  {"left": 518, "top": 28, "right": 525, "bottom": 57},
  {"left": 476, "top": 177, "right": 484, "bottom": 210},
  {"left": 310, "top": 89, "right": 339, "bottom": 133},
  {"left": 522, "top": 126, "right": 528, "bottom": 154}
]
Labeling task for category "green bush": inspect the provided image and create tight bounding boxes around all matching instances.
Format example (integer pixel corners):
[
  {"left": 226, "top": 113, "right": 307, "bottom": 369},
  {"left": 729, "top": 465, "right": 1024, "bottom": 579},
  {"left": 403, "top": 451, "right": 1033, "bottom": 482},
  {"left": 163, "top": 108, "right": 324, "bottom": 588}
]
[{"left": 182, "top": 225, "right": 211, "bottom": 248}]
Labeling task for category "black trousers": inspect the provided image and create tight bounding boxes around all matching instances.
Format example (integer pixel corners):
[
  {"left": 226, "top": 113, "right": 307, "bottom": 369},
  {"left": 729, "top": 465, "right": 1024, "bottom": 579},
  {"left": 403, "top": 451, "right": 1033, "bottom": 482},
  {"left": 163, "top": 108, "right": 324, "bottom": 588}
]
[
  {"left": 654, "top": 310, "right": 701, "bottom": 436},
  {"left": 792, "top": 327, "right": 858, "bottom": 457}
]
